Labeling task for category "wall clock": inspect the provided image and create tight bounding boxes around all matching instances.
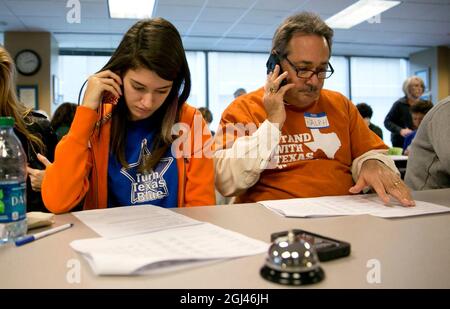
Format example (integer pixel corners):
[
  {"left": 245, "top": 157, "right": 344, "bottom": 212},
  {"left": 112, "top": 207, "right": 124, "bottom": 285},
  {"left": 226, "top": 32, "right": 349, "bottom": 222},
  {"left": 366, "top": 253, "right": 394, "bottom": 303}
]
[{"left": 15, "top": 49, "right": 41, "bottom": 76}]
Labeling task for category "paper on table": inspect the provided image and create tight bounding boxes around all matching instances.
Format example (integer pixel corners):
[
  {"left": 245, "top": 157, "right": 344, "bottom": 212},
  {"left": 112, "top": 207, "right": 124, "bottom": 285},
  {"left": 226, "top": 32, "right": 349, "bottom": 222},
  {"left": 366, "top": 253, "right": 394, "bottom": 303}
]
[
  {"left": 73, "top": 205, "right": 201, "bottom": 238},
  {"left": 260, "top": 194, "right": 450, "bottom": 218},
  {"left": 70, "top": 223, "right": 269, "bottom": 275}
]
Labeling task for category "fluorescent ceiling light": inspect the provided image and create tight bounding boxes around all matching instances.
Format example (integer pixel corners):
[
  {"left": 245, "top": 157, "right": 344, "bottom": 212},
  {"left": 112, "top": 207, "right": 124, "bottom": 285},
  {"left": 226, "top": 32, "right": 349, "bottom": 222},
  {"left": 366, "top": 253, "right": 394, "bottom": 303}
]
[
  {"left": 326, "top": 0, "right": 401, "bottom": 29},
  {"left": 108, "top": 0, "right": 156, "bottom": 19}
]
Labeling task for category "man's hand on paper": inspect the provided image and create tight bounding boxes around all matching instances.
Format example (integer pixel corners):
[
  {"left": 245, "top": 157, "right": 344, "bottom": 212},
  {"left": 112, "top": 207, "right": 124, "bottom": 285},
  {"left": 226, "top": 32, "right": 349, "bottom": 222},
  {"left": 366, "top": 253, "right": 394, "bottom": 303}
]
[{"left": 349, "top": 159, "right": 415, "bottom": 207}]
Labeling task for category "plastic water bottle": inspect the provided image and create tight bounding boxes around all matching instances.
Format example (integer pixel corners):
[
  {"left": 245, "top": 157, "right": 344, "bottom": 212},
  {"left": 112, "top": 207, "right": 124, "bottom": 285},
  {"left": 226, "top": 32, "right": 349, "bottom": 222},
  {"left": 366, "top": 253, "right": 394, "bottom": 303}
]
[{"left": 0, "top": 117, "right": 27, "bottom": 245}]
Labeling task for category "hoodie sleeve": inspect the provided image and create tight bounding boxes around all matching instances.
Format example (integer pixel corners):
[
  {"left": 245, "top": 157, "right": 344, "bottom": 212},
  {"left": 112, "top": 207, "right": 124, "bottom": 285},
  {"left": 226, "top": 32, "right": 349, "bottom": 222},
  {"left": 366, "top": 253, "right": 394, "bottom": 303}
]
[{"left": 42, "top": 106, "right": 97, "bottom": 214}]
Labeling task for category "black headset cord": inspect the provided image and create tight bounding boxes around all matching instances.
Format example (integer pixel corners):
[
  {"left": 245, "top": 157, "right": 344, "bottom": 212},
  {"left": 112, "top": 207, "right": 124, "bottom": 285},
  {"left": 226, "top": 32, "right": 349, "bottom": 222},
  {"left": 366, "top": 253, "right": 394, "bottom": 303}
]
[{"left": 77, "top": 79, "right": 89, "bottom": 106}]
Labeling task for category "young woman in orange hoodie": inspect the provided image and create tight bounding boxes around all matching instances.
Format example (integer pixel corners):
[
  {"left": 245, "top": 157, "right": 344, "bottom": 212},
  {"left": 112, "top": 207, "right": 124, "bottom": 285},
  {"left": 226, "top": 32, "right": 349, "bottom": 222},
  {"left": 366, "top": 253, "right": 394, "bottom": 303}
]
[{"left": 42, "top": 18, "right": 215, "bottom": 213}]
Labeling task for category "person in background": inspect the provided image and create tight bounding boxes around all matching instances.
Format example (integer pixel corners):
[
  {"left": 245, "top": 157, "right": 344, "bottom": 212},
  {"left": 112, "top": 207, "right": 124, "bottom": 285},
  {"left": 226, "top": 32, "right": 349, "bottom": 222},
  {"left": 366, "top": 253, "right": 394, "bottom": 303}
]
[
  {"left": 0, "top": 45, "right": 57, "bottom": 212},
  {"left": 402, "top": 100, "right": 433, "bottom": 155},
  {"left": 50, "top": 102, "right": 77, "bottom": 141},
  {"left": 214, "top": 12, "right": 414, "bottom": 207},
  {"left": 198, "top": 107, "right": 231, "bottom": 204},
  {"left": 384, "top": 76, "right": 427, "bottom": 148},
  {"left": 42, "top": 18, "right": 215, "bottom": 214},
  {"left": 405, "top": 96, "right": 450, "bottom": 189},
  {"left": 233, "top": 88, "right": 247, "bottom": 98},
  {"left": 356, "top": 103, "right": 383, "bottom": 140},
  {"left": 34, "top": 109, "right": 50, "bottom": 120},
  {"left": 198, "top": 107, "right": 214, "bottom": 136}
]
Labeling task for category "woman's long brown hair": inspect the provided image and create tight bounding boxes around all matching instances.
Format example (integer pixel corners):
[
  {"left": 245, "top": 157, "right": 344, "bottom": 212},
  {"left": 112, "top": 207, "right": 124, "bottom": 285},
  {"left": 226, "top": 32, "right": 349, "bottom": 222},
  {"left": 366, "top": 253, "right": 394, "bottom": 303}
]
[{"left": 99, "top": 18, "right": 191, "bottom": 172}]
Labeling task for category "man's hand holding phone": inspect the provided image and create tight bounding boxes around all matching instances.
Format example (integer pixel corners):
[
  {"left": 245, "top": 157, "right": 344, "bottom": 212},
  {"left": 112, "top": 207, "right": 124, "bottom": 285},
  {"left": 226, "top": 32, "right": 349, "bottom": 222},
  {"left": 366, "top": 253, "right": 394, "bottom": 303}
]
[
  {"left": 263, "top": 64, "right": 294, "bottom": 128},
  {"left": 82, "top": 70, "right": 123, "bottom": 110}
]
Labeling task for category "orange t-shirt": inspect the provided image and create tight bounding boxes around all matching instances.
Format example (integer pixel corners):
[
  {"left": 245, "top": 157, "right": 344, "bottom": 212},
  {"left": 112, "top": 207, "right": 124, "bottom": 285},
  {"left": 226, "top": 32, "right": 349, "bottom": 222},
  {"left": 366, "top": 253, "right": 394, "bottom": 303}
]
[{"left": 218, "top": 87, "right": 387, "bottom": 203}]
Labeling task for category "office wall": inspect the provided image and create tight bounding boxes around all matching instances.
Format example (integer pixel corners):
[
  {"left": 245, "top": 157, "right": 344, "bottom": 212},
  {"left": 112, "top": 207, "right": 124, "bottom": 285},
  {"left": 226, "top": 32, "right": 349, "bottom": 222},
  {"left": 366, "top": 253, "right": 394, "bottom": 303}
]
[
  {"left": 409, "top": 47, "right": 438, "bottom": 104},
  {"left": 437, "top": 46, "right": 450, "bottom": 101},
  {"left": 4, "top": 32, "right": 58, "bottom": 117},
  {"left": 50, "top": 35, "right": 59, "bottom": 115}
]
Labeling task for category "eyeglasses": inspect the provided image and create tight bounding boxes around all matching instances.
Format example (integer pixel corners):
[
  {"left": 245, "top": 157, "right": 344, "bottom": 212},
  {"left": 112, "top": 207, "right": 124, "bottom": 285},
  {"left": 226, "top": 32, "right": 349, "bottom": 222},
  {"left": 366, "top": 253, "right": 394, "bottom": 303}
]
[{"left": 284, "top": 57, "right": 334, "bottom": 80}]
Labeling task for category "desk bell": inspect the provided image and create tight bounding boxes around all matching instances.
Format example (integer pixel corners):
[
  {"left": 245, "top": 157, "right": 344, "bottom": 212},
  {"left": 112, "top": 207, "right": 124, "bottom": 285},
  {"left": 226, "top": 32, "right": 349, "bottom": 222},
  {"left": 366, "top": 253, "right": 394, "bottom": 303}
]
[{"left": 260, "top": 230, "right": 325, "bottom": 286}]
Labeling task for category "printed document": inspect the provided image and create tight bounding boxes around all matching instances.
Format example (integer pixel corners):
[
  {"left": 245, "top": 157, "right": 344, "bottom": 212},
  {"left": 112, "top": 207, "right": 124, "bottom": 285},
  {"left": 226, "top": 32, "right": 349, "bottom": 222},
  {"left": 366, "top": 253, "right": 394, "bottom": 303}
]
[
  {"left": 71, "top": 205, "right": 268, "bottom": 275},
  {"left": 260, "top": 194, "right": 450, "bottom": 218},
  {"left": 71, "top": 222, "right": 268, "bottom": 275},
  {"left": 73, "top": 205, "right": 201, "bottom": 238}
]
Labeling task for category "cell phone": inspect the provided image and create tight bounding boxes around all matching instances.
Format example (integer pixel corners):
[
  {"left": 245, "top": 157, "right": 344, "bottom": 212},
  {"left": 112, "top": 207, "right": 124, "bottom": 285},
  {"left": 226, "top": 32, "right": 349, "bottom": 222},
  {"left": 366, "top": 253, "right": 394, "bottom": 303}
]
[
  {"left": 102, "top": 84, "right": 123, "bottom": 105},
  {"left": 266, "top": 53, "right": 287, "bottom": 87},
  {"left": 270, "top": 229, "right": 351, "bottom": 262},
  {"left": 102, "top": 91, "right": 119, "bottom": 105}
]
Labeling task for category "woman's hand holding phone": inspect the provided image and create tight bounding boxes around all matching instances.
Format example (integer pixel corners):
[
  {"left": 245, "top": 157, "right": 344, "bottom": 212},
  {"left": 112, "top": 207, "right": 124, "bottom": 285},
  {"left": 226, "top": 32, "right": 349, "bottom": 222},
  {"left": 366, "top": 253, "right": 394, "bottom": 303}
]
[
  {"left": 82, "top": 70, "right": 123, "bottom": 110},
  {"left": 263, "top": 64, "right": 294, "bottom": 128}
]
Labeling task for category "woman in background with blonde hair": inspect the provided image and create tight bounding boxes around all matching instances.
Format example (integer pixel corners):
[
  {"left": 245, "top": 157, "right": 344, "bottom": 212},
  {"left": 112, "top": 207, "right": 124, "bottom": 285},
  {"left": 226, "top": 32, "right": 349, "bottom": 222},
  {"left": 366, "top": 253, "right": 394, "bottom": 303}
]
[
  {"left": 384, "top": 76, "right": 428, "bottom": 147},
  {"left": 0, "top": 45, "right": 57, "bottom": 212}
]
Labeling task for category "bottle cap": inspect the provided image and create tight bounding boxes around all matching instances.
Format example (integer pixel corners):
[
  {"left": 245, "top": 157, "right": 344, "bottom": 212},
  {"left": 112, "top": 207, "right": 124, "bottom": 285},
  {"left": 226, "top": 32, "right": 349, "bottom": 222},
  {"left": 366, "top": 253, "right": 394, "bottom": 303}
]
[{"left": 0, "top": 117, "right": 15, "bottom": 127}]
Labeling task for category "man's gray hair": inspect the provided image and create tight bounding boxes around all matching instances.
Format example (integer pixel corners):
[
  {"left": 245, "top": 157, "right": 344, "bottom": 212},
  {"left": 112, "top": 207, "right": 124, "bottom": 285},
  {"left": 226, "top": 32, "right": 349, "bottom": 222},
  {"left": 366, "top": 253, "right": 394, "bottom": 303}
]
[{"left": 272, "top": 12, "right": 334, "bottom": 57}]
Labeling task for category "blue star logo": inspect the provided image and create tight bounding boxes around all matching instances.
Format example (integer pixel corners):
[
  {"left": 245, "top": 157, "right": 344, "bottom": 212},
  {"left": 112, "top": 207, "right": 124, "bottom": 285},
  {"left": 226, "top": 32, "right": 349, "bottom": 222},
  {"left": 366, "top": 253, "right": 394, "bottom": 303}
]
[{"left": 120, "top": 139, "right": 173, "bottom": 203}]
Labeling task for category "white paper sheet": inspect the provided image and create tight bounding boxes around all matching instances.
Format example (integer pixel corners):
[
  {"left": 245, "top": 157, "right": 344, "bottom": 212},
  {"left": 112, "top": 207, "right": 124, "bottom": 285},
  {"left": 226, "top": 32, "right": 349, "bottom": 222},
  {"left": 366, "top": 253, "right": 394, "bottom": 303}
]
[
  {"left": 71, "top": 223, "right": 269, "bottom": 275},
  {"left": 73, "top": 205, "right": 201, "bottom": 238},
  {"left": 260, "top": 194, "right": 450, "bottom": 218}
]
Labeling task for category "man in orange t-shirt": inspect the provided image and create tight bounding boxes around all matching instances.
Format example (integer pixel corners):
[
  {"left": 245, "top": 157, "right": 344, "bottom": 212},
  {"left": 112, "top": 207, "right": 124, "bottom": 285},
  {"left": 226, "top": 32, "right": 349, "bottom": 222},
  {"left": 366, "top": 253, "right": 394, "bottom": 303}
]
[{"left": 214, "top": 12, "right": 414, "bottom": 207}]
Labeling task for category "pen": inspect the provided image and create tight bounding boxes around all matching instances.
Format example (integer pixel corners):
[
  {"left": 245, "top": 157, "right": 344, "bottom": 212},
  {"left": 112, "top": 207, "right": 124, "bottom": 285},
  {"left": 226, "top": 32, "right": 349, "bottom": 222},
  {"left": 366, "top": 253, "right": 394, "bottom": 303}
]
[{"left": 15, "top": 223, "right": 74, "bottom": 247}]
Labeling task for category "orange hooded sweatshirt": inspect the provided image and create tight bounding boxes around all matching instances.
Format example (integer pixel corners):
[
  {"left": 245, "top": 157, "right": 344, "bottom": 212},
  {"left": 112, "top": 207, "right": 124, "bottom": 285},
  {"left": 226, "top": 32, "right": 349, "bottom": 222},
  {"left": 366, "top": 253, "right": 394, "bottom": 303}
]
[{"left": 42, "top": 103, "right": 215, "bottom": 214}]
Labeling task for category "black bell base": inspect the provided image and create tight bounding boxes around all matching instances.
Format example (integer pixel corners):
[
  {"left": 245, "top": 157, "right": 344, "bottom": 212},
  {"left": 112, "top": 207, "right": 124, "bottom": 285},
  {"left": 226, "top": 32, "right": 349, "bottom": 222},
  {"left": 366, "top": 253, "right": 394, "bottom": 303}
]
[{"left": 260, "top": 266, "right": 325, "bottom": 286}]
